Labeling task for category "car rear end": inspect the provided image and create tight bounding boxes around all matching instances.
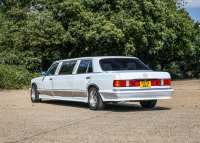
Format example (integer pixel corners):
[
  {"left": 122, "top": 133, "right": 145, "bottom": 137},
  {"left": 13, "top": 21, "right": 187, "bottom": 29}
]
[
  {"left": 98, "top": 71, "right": 173, "bottom": 102},
  {"left": 97, "top": 57, "right": 174, "bottom": 102}
]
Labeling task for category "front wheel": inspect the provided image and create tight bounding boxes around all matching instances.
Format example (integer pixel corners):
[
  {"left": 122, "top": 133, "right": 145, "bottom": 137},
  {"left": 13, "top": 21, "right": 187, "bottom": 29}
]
[
  {"left": 31, "top": 85, "right": 41, "bottom": 102},
  {"left": 140, "top": 100, "right": 157, "bottom": 108},
  {"left": 88, "top": 87, "right": 105, "bottom": 110}
]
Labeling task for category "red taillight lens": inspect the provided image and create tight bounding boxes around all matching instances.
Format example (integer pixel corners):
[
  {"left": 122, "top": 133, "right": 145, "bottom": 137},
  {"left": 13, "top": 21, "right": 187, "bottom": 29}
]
[
  {"left": 164, "top": 79, "right": 171, "bottom": 85},
  {"left": 131, "top": 80, "right": 140, "bottom": 86},
  {"left": 129, "top": 80, "right": 133, "bottom": 86},
  {"left": 150, "top": 79, "right": 161, "bottom": 86},
  {"left": 113, "top": 79, "right": 171, "bottom": 87},
  {"left": 113, "top": 80, "right": 126, "bottom": 87}
]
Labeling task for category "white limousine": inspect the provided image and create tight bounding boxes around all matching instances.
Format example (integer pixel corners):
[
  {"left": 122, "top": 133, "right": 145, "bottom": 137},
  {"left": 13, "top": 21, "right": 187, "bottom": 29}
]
[{"left": 30, "top": 56, "right": 174, "bottom": 110}]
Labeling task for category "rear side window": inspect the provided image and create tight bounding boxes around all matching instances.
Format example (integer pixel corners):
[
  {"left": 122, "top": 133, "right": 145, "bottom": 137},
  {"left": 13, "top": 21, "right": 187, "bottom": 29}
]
[
  {"left": 59, "top": 61, "right": 77, "bottom": 75},
  {"left": 47, "top": 63, "right": 59, "bottom": 76},
  {"left": 100, "top": 58, "right": 150, "bottom": 71},
  {"left": 87, "top": 61, "right": 93, "bottom": 73},
  {"left": 77, "top": 60, "right": 93, "bottom": 74}
]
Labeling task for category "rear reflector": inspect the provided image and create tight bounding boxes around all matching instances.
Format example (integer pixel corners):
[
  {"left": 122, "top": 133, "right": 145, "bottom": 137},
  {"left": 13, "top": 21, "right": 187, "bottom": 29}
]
[{"left": 113, "top": 79, "right": 171, "bottom": 87}]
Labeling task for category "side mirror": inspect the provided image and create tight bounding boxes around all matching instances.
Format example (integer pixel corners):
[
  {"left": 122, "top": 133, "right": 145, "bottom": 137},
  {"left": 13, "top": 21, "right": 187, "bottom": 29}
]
[{"left": 41, "top": 71, "right": 47, "bottom": 75}]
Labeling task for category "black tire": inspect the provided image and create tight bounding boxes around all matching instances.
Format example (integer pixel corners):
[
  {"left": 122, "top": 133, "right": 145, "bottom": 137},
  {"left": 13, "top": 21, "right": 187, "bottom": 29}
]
[
  {"left": 31, "top": 85, "right": 41, "bottom": 102},
  {"left": 140, "top": 100, "right": 157, "bottom": 108},
  {"left": 88, "top": 87, "right": 105, "bottom": 110}
]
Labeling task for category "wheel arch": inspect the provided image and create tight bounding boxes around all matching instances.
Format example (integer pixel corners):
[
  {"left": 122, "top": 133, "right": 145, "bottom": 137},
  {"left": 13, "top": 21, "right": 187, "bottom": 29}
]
[
  {"left": 87, "top": 83, "right": 99, "bottom": 92},
  {"left": 87, "top": 83, "right": 105, "bottom": 110},
  {"left": 87, "top": 83, "right": 105, "bottom": 102},
  {"left": 31, "top": 82, "right": 37, "bottom": 88}
]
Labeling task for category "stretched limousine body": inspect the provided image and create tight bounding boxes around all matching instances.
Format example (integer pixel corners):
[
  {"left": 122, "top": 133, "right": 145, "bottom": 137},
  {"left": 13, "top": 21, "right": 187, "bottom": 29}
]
[{"left": 30, "top": 56, "right": 174, "bottom": 110}]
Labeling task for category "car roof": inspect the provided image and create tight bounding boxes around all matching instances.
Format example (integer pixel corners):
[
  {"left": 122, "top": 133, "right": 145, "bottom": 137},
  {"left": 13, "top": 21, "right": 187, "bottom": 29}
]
[
  {"left": 55, "top": 56, "right": 138, "bottom": 63},
  {"left": 53, "top": 56, "right": 140, "bottom": 73}
]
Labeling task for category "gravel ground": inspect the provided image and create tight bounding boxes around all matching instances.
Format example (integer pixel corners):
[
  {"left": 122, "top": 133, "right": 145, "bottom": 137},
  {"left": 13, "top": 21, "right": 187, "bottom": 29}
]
[{"left": 0, "top": 79, "right": 200, "bottom": 143}]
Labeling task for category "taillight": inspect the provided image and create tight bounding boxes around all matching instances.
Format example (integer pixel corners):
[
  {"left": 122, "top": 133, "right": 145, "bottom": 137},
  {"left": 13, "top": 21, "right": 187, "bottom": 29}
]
[
  {"left": 113, "top": 79, "right": 171, "bottom": 87},
  {"left": 131, "top": 80, "right": 140, "bottom": 86},
  {"left": 164, "top": 79, "right": 171, "bottom": 85},
  {"left": 151, "top": 79, "right": 161, "bottom": 86},
  {"left": 113, "top": 80, "right": 126, "bottom": 87}
]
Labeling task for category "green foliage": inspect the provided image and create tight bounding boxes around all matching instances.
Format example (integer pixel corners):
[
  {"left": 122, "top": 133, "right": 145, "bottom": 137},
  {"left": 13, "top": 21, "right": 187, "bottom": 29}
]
[
  {"left": 0, "top": 65, "right": 41, "bottom": 89},
  {"left": 0, "top": 0, "right": 200, "bottom": 89}
]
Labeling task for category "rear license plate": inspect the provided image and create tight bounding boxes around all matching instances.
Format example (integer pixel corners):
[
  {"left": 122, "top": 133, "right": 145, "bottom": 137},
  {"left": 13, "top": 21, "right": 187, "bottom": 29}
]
[{"left": 140, "top": 81, "right": 151, "bottom": 88}]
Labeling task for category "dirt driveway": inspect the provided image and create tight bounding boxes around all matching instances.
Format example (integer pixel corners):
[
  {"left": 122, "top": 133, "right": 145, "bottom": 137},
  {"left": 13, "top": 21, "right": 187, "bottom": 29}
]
[{"left": 0, "top": 79, "right": 200, "bottom": 143}]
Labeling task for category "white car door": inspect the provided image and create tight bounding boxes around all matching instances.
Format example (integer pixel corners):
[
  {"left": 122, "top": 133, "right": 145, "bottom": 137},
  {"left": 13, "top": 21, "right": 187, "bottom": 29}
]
[
  {"left": 52, "top": 61, "right": 77, "bottom": 97},
  {"left": 38, "top": 63, "right": 59, "bottom": 95},
  {"left": 73, "top": 60, "right": 93, "bottom": 97}
]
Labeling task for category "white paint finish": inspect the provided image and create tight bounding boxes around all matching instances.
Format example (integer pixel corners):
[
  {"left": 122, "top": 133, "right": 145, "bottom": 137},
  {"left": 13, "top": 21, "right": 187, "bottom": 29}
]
[
  {"left": 119, "top": 71, "right": 171, "bottom": 80},
  {"left": 73, "top": 73, "right": 92, "bottom": 92},
  {"left": 99, "top": 88, "right": 173, "bottom": 102},
  {"left": 55, "top": 62, "right": 63, "bottom": 75},
  {"left": 31, "top": 77, "right": 43, "bottom": 88},
  {"left": 39, "top": 76, "right": 54, "bottom": 94},
  {"left": 72, "top": 60, "right": 81, "bottom": 74},
  {"left": 52, "top": 75, "right": 75, "bottom": 95},
  {"left": 31, "top": 56, "right": 174, "bottom": 104},
  {"left": 89, "top": 73, "right": 118, "bottom": 91}
]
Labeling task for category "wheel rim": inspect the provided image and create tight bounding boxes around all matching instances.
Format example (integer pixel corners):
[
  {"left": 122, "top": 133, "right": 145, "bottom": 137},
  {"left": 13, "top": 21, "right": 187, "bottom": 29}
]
[
  {"left": 31, "top": 87, "right": 36, "bottom": 100},
  {"left": 89, "top": 89, "right": 98, "bottom": 108}
]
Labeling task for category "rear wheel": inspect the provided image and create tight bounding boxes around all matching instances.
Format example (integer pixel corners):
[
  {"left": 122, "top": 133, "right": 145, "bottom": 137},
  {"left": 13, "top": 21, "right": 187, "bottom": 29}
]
[
  {"left": 31, "top": 85, "right": 41, "bottom": 102},
  {"left": 140, "top": 100, "right": 157, "bottom": 108},
  {"left": 88, "top": 87, "right": 105, "bottom": 110}
]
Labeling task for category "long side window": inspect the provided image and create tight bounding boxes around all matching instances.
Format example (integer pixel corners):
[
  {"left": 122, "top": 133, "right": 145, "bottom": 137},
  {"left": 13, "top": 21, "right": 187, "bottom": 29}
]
[
  {"left": 59, "top": 61, "right": 77, "bottom": 75},
  {"left": 47, "top": 63, "right": 59, "bottom": 76},
  {"left": 77, "top": 60, "right": 93, "bottom": 74}
]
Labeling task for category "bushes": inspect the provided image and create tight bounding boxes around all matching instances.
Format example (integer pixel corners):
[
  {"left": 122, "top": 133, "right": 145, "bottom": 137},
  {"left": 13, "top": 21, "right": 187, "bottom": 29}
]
[{"left": 0, "top": 65, "right": 41, "bottom": 89}]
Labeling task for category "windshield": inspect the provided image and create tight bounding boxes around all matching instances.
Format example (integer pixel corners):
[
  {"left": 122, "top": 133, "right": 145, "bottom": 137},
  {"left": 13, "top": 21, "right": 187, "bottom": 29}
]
[{"left": 100, "top": 58, "right": 151, "bottom": 71}]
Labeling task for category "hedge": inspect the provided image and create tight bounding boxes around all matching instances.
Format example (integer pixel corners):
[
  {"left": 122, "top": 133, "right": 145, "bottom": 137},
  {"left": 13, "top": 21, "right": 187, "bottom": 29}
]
[{"left": 0, "top": 65, "right": 41, "bottom": 89}]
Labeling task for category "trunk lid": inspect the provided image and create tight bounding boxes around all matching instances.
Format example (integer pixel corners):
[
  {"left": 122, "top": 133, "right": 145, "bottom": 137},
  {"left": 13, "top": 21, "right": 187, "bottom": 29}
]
[{"left": 117, "top": 71, "right": 171, "bottom": 80}]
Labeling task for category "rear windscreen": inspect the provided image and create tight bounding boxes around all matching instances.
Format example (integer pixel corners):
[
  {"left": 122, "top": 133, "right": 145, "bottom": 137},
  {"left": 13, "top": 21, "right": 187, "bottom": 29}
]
[{"left": 100, "top": 58, "right": 151, "bottom": 71}]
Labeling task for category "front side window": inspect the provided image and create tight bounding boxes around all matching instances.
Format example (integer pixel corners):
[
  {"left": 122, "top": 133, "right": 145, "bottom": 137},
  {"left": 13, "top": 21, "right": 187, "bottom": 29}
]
[
  {"left": 77, "top": 60, "right": 93, "bottom": 74},
  {"left": 47, "top": 63, "right": 59, "bottom": 76},
  {"left": 100, "top": 58, "right": 151, "bottom": 71},
  {"left": 59, "top": 61, "right": 77, "bottom": 75}
]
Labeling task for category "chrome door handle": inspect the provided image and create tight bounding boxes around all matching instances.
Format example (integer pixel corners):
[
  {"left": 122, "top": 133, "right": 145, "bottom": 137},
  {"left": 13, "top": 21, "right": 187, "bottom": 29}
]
[
  {"left": 86, "top": 76, "right": 90, "bottom": 79},
  {"left": 49, "top": 78, "right": 52, "bottom": 80}
]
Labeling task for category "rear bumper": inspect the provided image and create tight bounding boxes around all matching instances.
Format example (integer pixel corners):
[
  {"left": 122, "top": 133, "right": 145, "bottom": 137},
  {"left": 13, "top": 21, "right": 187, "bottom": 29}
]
[{"left": 99, "top": 88, "right": 174, "bottom": 102}]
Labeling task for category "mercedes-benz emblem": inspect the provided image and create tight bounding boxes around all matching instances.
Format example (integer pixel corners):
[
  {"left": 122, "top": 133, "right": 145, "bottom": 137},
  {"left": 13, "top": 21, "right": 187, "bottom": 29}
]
[{"left": 143, "top": 73, "right": 148, "bottom": 78}]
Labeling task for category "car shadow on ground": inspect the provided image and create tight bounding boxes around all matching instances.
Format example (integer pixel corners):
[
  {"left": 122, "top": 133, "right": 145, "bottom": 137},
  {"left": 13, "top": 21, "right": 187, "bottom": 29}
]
[
  {"left": 41, "top": 100, "right": 89, "bottom": 108},
  {"left": 41, "top": 100, "right": 171, "bottom": 112},
  {"left": 104, "top": 103, "right": 171, "bottom": 112}
]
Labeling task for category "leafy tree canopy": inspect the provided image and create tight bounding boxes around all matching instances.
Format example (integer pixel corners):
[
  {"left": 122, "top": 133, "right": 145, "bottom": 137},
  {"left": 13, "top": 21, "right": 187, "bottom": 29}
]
[{"left": 0, "top": 0, "right": 199, "bottom": 79}]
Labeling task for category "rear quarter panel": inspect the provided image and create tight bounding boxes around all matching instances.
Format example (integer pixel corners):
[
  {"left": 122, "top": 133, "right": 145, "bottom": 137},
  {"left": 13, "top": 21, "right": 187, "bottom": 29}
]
[{"left": 89, "top": 73, "right": 120, "bottom": 91}]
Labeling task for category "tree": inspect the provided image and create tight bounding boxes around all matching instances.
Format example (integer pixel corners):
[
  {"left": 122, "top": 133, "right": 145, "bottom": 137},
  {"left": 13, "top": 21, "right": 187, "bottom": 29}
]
[{"left": 0, "top": 0, "right": 198, "bottom": 79}]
